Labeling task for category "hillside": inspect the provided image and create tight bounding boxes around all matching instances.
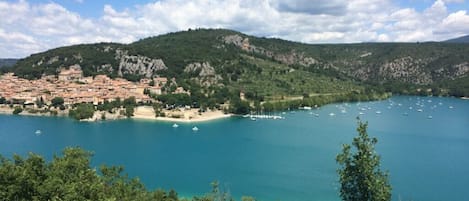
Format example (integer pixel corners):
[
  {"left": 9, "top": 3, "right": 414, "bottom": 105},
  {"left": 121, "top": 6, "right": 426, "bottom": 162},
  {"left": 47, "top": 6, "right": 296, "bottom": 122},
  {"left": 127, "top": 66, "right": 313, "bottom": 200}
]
[
  {"left": 444, "top": 35, "right": 469, "bottom": 43},
  {"left": 10, "top": 29, "right": 469, "bottom": 98}
]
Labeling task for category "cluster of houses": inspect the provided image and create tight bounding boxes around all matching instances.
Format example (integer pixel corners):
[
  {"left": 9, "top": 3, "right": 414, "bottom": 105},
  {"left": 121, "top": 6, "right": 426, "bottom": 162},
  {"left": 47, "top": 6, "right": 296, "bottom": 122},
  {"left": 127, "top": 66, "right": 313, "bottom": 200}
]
[{"left": 0, "top": 65, "right": 189, "bottom": 108}]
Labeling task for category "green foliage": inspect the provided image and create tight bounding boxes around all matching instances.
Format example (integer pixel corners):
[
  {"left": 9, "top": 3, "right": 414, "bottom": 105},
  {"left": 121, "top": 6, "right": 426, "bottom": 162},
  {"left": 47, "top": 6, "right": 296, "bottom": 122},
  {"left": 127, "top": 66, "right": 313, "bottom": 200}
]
[
  {"left": 0, "top": 96, "right": 6, "bottom": 104},
  {"left": 157, "top": 94, "right": 192, "bottom": 107},
  {"left": 0, "top": 147, "right": 255, "bottom": 201},
  {"left": 125, "top": 106, "right": 135, "bottom": 118},
  {"left": 123, "top": 96, "right": 137, "bottom": 107},
  {"left": 123, "top": 97, "right": 137, "bottom": 117},
  {"left": 50, "top": 97, "right": 64, "bottom": 107},
  {"left": 97, "top": 99, "right": 122, "bottom": 113},
  {"left": 69, "top": 103, "right": 95, "bottom": 120},
  {"left": 12, "top": 43, "right": 121, "bottom": 79},
  {"left": 12, "top": 106, "right": 23, "bottom": 114},
  {"left": 229, "top": 99, "right": 251, "bottom": 115},
  {"left": 336, "top": 120, "right": 392, "bottom": 201}
]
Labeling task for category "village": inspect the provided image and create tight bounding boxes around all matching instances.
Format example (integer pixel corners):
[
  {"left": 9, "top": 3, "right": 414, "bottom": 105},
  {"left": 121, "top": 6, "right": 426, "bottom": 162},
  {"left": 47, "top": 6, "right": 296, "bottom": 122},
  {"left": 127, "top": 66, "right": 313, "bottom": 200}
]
[
  {"left": 0, "top": 65, "right": 188, "bottom": 107},
  {"left": 0, "top": 65, "right": 232, "bottom": 122}
]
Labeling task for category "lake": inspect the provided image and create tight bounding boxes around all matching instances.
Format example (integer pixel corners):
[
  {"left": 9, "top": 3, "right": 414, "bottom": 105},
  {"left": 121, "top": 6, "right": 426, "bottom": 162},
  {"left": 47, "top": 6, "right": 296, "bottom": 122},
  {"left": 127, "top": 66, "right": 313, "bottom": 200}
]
[{"left": 0, "top": 96, "right": 468, "bottom": 201}]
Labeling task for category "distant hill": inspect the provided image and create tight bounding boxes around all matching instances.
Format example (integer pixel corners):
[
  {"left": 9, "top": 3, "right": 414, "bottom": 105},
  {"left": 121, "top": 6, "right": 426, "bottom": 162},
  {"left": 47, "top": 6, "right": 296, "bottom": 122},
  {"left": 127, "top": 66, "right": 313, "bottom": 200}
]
[
  {"left": 0, "top": 58, "right": 18, "bottom": 68},
  {"left": 444, "top": 35, "right": 469, "bottom": 43},
  {"left": 8, "top": 29, "right": 469, "bottom": 97}
]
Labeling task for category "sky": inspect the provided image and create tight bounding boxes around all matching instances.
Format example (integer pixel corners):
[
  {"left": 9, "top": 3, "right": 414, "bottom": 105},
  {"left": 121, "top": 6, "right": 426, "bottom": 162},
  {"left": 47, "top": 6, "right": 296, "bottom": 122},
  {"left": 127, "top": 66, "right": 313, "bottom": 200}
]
[{"left": 1, "top": 0, "right": 469, "bottom": 58}]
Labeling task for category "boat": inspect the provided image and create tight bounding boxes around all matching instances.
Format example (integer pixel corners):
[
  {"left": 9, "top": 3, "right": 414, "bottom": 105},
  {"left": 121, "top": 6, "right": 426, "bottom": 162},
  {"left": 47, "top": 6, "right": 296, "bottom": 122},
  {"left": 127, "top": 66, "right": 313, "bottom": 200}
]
[
  {"left": 250, "top": 117, "right": 257, "bottom": 121},
  {"left": 35, "top": 130, "right": 42, "bottom": 135},
  {"left": 376, "top": 111, "right": 382, "bottom": 114},
  {"left": 172, "top": 123, "right": 179, "bottom": 128},
  {"left": 427, "top": 115, "right": 433, "bottom": 119},
  {"left": 449, "top": 106, "right": 454, "bottom": 109},
  {"left": 313, "top": 113, "right": 320, "bottom": 117},
  {"left": 192, "top": 126, "right": 199, "bottom": 131},
  {"left": 403, "top": 112, "right": 409, "bottom": 116},
  {"left": 417, "top": 109, "right": 423, "bottom": 112},
  {"left": 359, "top": 112, "right": 365, "bottom": 115},
  {"left": 329, "top": 112, "right": 335, "bottom": 116}
]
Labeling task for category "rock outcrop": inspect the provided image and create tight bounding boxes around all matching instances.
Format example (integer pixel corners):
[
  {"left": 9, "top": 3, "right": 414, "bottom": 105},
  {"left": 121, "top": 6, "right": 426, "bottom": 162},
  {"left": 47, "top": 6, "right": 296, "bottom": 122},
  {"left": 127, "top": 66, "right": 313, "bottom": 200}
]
[
  {"left": 184, "top": 62, "right": 222, "bottom": 86},
  {"left": 224, "top": 34, "right": 318, "bottom": 67},
  {"left": 115, "top": 49, "right": 167, "bottom": 78}
]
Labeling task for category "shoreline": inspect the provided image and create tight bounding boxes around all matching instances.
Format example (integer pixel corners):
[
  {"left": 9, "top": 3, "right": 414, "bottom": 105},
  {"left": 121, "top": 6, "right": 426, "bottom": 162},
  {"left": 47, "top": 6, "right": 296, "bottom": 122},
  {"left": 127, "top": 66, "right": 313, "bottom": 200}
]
[
  {"left": 132, "top": 106, "right": 232, "bottom": 123},
  {"left": 0, "top": 105, "right": 232, "bottom": 123},
  {"left": 1, "top": 95, "right": 466, "bottom": 122}
]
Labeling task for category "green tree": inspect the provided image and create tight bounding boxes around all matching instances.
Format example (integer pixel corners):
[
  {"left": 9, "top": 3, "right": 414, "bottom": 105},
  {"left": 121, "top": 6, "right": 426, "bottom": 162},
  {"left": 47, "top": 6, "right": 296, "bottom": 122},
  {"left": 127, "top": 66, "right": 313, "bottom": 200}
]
[
  {"left": 69, "top": 103, "right": 95, "bottom": 120},
  {"left": 336, "top": 119, "right": 391, "bottom": 201},
  {"left": 229, "top": 99, "right": 250, "bottom": 115},
  {"left": 12, "top": 106, "right": 23, "bottom": 114},
  {"left": 0, "top": 96, "right": 6, "bottom": 104},
  {"left": 51, "top": 97, "right": 65, "bottom": 107}
]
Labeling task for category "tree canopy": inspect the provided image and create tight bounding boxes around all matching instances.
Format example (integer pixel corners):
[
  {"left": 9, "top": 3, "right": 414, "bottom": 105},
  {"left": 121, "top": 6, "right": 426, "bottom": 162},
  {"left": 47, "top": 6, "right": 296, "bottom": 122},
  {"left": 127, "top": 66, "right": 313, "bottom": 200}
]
[{"left": 336, "top": 119, "right": 392, "bottom": 201}]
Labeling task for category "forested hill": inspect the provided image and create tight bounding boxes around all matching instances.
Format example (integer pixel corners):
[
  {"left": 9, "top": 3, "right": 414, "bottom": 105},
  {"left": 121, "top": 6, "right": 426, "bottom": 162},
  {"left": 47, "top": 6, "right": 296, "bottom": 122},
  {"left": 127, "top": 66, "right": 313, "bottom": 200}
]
[{"left": 9, "top": 29, "right": 469, "bottom": 97}]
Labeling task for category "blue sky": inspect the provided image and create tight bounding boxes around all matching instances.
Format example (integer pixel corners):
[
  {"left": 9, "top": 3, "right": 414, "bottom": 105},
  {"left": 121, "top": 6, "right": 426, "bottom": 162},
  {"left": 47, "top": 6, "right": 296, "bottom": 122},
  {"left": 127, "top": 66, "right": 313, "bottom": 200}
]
[{"left": 1, "top": 0, "right": 469, "bottom": 58}]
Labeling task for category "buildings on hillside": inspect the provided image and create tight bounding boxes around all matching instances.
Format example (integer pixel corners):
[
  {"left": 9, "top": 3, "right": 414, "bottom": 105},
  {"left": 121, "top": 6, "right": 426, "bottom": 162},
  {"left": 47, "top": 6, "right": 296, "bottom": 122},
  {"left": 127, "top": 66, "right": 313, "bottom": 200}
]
[{"left": 0, "top": 66, "right": 185, "bottom": 107}]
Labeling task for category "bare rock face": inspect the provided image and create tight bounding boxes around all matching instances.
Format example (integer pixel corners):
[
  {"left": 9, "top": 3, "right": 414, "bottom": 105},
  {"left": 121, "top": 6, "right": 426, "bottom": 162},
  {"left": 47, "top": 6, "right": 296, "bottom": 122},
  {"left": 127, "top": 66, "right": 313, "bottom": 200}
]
[
  {"left": 452, "top": 62, "right": 469, "bottom": 77},
  {"left": 378, "top": 57, "right": 432, "bottom": 84},
  {"left": 184, "top": 62, "right": 222, "bottom": 86},
  {"left": 223, "top": 34, "right": 318, "bottom": 67},
  {"left": 116, "top": 49, "right": 167, "bottom": 78}
]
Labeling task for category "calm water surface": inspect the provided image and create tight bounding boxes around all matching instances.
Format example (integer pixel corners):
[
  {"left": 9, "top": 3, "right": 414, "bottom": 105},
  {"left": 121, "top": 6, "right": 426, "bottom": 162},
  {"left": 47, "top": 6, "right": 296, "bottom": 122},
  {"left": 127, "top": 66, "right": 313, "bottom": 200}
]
[{"left": 0, "top": 96, "right": 468, "bottom": 201}]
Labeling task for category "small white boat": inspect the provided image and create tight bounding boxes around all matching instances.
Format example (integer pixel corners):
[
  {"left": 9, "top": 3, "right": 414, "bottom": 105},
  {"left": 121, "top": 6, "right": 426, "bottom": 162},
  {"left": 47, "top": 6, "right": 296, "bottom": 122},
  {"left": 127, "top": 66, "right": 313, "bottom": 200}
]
[
  {"left": 329, "top": 112, "right": 335, "bottom": 116},
  {"left": 449, "top": 106, "right": 454, "bottom": 109},
  {"left": 192, "top": 126, "right": 199, "bottom": 131},
  {"left": 250, "top": 117, "right": 257, "bottom": 121},
  {"left": 427, "top": 115, "right": 433, "bottom": 119},
  {"left": 35, "top": 130, "right": 42, "bottom": 135},
  {"left": 376, "top": 111, "right": 382, "bottom": 114},
  {"left": 172, "top": 123, "right": 179, "bottom": 128},
  {"left": 417, "top": 109, "right": 423, "bottom": 112},
  {"left": 314, "top": 113, "right": 320, "bottom": 117},
  {"left": 359, "top": 112, "right": 365, "bottom": 115}
]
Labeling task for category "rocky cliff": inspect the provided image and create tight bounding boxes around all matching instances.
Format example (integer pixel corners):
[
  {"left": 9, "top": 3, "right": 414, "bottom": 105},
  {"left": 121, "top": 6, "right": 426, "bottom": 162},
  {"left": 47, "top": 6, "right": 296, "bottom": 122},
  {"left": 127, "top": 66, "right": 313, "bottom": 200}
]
[{"left": 115, "top": 49, "right": 167, "bottom": 77}]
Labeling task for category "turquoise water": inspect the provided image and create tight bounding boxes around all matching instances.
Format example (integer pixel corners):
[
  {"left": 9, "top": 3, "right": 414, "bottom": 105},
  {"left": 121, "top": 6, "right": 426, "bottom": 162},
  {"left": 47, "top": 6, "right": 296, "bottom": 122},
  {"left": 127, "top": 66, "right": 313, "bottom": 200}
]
[{"left": 0, "top": 96, "right": 468, "bottom": 201}]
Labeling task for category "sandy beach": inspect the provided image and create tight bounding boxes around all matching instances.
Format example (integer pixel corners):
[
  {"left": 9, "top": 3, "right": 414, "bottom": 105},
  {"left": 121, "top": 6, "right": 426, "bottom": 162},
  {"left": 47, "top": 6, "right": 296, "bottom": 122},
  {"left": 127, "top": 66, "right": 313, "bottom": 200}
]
[
  {"left": 0, "top": 105, "right": 231, "bottom": 122},
  {"left": 132, "top": 106, "right": 231, "bottom": 123}
]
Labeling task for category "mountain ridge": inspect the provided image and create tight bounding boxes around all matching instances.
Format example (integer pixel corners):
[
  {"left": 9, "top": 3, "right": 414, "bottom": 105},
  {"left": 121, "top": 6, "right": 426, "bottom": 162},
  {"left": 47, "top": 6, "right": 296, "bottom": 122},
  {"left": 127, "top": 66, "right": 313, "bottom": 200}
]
[
  {"left": 444, "top": 35, "right": 469, "bottom": 43},
  {"left": 7, "top": 28, "right": 469, "bottom": 97},
  {"left": 0, "top": 58, "right": 18, "bottom": 68}
]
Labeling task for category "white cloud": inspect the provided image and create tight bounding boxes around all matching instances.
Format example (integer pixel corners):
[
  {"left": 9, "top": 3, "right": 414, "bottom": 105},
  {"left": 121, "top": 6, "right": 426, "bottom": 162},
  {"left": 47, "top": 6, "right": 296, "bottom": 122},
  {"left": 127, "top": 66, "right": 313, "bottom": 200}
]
[{"left": 0, "top": 0, "right": 468, "bottom": 58}]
